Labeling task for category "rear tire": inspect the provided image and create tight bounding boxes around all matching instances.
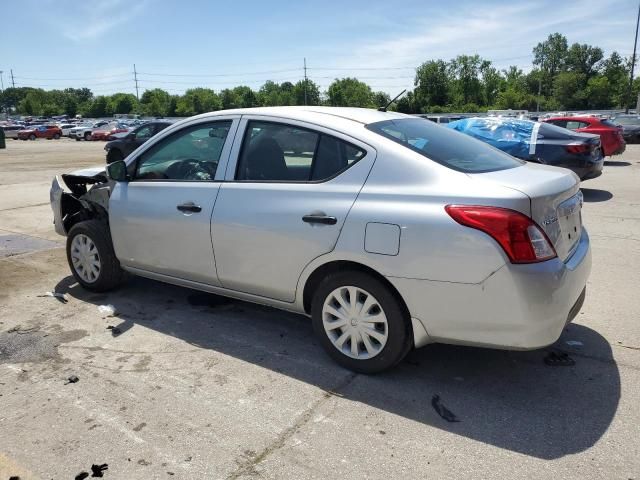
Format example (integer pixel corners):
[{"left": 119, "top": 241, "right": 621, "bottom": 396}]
[
  {"left": 75, "top": 137, "right": 81, "bottom": 141},
  {"left": 66, "top": 220, "right": 124, "bottom": 292},
  {"left": 84, "top": 132, "right": 91, "bottom": 141},
  {"left": 29, "top": 134, "right": 36, "bottom": 140},
  {"left": 311, "top": 271, "right": 412, "bottom": 373},
  {"left": 53, "top": 133, "right": 60, "bottom": 139}
]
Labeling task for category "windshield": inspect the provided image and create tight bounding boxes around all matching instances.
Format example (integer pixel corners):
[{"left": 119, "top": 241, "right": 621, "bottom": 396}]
[{"left": 366, "top": 118, "right": 524, "bottom": 173}]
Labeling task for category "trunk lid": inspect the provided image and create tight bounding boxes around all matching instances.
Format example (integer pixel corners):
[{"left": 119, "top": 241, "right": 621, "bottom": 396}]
[{"left": 471, "top": 163, "right": 582, "bottom": 261}]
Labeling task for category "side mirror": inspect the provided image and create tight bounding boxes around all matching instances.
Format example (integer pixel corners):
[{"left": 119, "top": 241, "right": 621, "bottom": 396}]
[
  {"left": 106, "top": 160, "right": 128, "bottom": 182},
  {"left": 127, "top": 133, "right": 135, "bottom": 140}
]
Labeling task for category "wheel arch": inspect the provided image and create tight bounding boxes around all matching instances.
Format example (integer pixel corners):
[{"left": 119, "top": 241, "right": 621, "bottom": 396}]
[{"left": 302, "top": 260, "right": 409, "bottom": 318}]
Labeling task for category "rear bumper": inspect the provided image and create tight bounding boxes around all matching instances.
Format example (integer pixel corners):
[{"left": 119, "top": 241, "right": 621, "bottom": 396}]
[
  {"left": 389, "top": 229, "right": 591, "bottom": 350},
  {"left": 610, "top": 142, "right": 626, "bottom": 156}
]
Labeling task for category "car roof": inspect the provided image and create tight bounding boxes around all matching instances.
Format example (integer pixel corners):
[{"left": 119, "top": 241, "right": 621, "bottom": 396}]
[
  {"left": 189, "top": 106, "right": 409, "bottom": 127},
  {"left": 545, "top": 116, "right": 597, "bottom": 122}
]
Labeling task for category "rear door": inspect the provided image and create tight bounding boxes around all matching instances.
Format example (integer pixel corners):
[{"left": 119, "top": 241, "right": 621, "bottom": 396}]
[
  {"left": 211, "top": 117, "right": 375, "bottom": 302},
  {"left": 109, "top": 117, "right": 239, "bottom": 285}
]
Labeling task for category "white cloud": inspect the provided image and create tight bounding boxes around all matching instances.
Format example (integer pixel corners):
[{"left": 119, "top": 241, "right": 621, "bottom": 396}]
[{"left": 47, "top": 0, "right": 148, "bottom": 42}]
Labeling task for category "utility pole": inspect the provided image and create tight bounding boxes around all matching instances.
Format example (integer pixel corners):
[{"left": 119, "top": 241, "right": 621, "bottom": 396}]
[
  {"left": 626, "top": 0, "right": 640, "bottom": 113},
  {"left": 303, "top": 58, "right": 308, "bottom": 106},
  {"left": 133, "top": 64, "right": 139, "bottom": 100},
  {"left": 0, "top": 71, "right": 4, "bottom": 92},
  {"left": 10, "top": 69, "right": 15, "bottom": 88}
]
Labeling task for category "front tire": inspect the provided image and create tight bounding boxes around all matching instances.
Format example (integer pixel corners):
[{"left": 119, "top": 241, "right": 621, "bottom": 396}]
[
  {"left": 29, "top": 134, "right": 36, "bottom": 140},
  {"left": 66, "top": 220, "right": 124, "bottom": 292},
  {"left": 106, "top": 148, "right": 124, "bottom": 164},
  {"left": 53, "top": 133, "right": 60, "bottom": 139},
  {"left": 311, "top": 271, "right": 412, "bottom": 373},
  {"left": 84, "top": 132, "right": 92, "bottom": 141}
]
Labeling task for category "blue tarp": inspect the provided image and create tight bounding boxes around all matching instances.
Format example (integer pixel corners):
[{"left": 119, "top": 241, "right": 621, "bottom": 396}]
[{"left": 447, "top": 117, "right": 536, "bottom": 159}]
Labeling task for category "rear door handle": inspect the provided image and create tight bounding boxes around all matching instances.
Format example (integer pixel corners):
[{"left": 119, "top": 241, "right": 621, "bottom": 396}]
[
  {"left": 177, "top": 202, "right": 202, "bottom": 213},
  {"left": 302, "top": 214, "right": 337, "bottom": 225}
]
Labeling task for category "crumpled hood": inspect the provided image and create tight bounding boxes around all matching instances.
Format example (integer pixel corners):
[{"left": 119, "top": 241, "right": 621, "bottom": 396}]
[{"left": 69, "top": 166, "right": 106, "bottom": 177}]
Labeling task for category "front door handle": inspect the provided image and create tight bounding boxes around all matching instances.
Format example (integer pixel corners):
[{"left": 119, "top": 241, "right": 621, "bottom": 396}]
[
  {"left": 302, "top": 214, "right": 337, "bottom": 225},
  {"left": 177, "top": 202, "right": 202, "bottom": 213}
]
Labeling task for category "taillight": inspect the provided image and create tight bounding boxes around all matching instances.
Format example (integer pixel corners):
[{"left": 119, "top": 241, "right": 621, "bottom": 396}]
[
  {"left": 445, "top": 205, "right": 557, "bottom": 264},
  {"left": 566, "top": 144, "right": 589, "bottom": 154}
]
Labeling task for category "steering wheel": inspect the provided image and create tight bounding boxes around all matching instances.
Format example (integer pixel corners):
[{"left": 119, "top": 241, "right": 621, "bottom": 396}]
[{"left": 166, "top": 159, "right": 216, "bottom": 180}]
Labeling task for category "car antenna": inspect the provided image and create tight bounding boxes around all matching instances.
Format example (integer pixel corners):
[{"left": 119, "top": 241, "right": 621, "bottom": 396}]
[{"left": 378, "top": 89, "right": 407, "bottom": 112}]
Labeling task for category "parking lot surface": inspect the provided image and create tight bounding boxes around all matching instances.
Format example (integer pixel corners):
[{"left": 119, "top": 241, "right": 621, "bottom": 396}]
[{"left": 0, "top": 139, "right": 639, "bottom": 479}]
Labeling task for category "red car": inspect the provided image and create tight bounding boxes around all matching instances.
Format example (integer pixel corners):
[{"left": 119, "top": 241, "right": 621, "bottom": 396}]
[
  {"left": 18, "top": 125, "right": 63, "bottom": 140},
  {"left": 542, "top": 116, "right": 626, "bottom": 157},
  {"left": 91, "top": 123, "right": 129, "bottom": 141}
]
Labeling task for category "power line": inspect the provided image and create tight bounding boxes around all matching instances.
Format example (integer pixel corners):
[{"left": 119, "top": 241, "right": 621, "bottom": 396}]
[{"left": 137, "top": 68, "right": 301, "bottom": 78}]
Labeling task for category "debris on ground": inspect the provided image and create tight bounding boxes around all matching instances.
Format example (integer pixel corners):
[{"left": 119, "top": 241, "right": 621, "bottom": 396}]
[
  {"left": 565, "top": 340, "right": 584, "bottom": 346},
  {"left": 98, "top": 305, "right": 116, "bottom": 317},
  {"left": 544, "top": 351, "right": 576, "bottom": 366},
  {"left": 91, "top": 463, "right": 108, "bottom": 477},
  {"left": 431, "top": 394, "right": 460, "bottom": 423},
  {"left": 65, "top": 375, "right": 80, "bottom": 385},
  {"left": 106, "top": 326, "right": 122, "bottom": 336},
  {"left": 37, "top": 291, "right": 68, "bottom": 303},
  {"left": 75, "top": 472, "right": 89, "bottom": 480}
]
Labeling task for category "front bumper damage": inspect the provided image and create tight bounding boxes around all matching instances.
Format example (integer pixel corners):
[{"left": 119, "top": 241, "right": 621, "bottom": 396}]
[{"left": 49, "top": 168, "right": 111, "bottom": 237}]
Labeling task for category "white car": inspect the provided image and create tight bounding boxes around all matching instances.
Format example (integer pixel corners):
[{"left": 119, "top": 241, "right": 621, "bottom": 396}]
[
  {"left": 50, "top": 107, "right": 591, "bottom": 373},
  {"left": 58, "top": 123, "right": 77, "bottom": 137},
  {"left": 69, "top": 121, "right": 108, "bottom": 141}
]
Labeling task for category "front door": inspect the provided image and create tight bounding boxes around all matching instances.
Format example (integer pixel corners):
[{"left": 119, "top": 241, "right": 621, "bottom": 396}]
[
  {"left": 212, "top": 118, "right": 375, "bottom": 302},
  {"left": 109, "top": 118, "right": 238, "bottom": 285}
]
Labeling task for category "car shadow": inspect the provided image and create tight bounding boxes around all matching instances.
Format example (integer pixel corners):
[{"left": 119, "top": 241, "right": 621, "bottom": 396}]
[
  {"left": 581, "top": 188, "right": 613, "bottom": 202},
  {"left": 55, "top": 275, "right": 620, "bottom": 461},
  {"left": 604, "top": 160, "right": 631, "bottom": 166}
]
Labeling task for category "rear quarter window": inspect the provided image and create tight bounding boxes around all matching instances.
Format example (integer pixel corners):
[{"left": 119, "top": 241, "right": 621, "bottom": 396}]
[{"left": 366, "top": 118, "right": 524, "bottom": 173}]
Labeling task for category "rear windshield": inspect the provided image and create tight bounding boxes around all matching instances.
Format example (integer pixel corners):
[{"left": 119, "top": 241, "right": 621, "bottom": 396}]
[
  {"left": 366, "top": 118, "right": 524, "bottom": 173},
  {"left": 601, "top": 119, "right": 620, "bottom": 127},
  {"left": 538, "top": 122, "right": 577, "bottom": 138}
]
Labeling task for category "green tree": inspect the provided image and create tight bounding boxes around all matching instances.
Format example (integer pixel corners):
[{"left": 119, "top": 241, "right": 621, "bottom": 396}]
[
  {"left": 372, "top": 91, "right": 391, "bottom": 109},
  {"left": 585, "top": 75, "right": 612, "bottom": 109},
  {"left": 448, "top": 55, "right": 484, "bottom": 106},
  {"left": 414, "top": 60, "right": 449, "bottom": 111},
  {"left": 233, "top": 86, "right": 259, "bottom": 108},
  {"left": 326, "top": 78, "right": 373, "bottom": 107},
  {"left": 87, "top": 96, "right": 109, "bottom": 117},
  {"left": 553, "top": 72, "right": 587, "bottom": 109},
  {"left": 140, "top": 88, "right": 171, "bottom": 116},
  {"left": 566, "top": 43, "right": 604, "bottom": 78},
  {"left": 109, "top": 93, "right": 138, "bottom": 114},
  {"left": 175, "top": 88, "right": 221, "bottom": 116},
  {"left": 293, "top": 79, "right": 320, "bottom": 105}
]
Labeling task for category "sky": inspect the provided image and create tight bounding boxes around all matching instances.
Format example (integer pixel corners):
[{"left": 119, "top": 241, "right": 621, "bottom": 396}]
[{"left": 0, "top": 0, "right": 637, "bottom": 96}]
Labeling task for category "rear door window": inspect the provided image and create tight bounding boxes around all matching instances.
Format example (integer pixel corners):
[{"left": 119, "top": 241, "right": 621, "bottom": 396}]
[
  {"left": 236, "top": 121, "right": 365, "bottom": 182},
  {"left": 566, "top": 121, "right": 589, "bottom": 130},
  {"left": 366, "top": 118, "right": 523, "bottom": 173}
]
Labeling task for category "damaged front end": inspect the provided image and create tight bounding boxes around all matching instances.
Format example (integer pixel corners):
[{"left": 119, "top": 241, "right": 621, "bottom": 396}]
[{"left": 50, "top": 167, "right": 112, "bottom": 236}]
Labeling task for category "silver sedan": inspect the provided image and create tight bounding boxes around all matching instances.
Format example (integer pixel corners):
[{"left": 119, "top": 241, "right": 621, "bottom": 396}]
[{"left": 50, "top": 107, "right": 591, "bottom": 373}]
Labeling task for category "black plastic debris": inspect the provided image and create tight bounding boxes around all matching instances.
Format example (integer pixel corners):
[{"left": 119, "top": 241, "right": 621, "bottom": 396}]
[
  {"left": 544, "top": 351, "right": 575, "bottom": 367},
  {"left": 431, "top": 394, "right": 460, "bottom": 423},
  {"left": 75, "top": 473, "right": 89, "bottom": 480},
  {"left": 65, "top": 375, "right": 80, "bottom": 385},
  {"left": 91, "top": 463, "right": 109, "bottom": 477},
  {"left": 9, "top": 476, "right": 21, "bottom": 480},
  {"left": 106, "top": 326, "right": 122, "bottom": 336}
]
